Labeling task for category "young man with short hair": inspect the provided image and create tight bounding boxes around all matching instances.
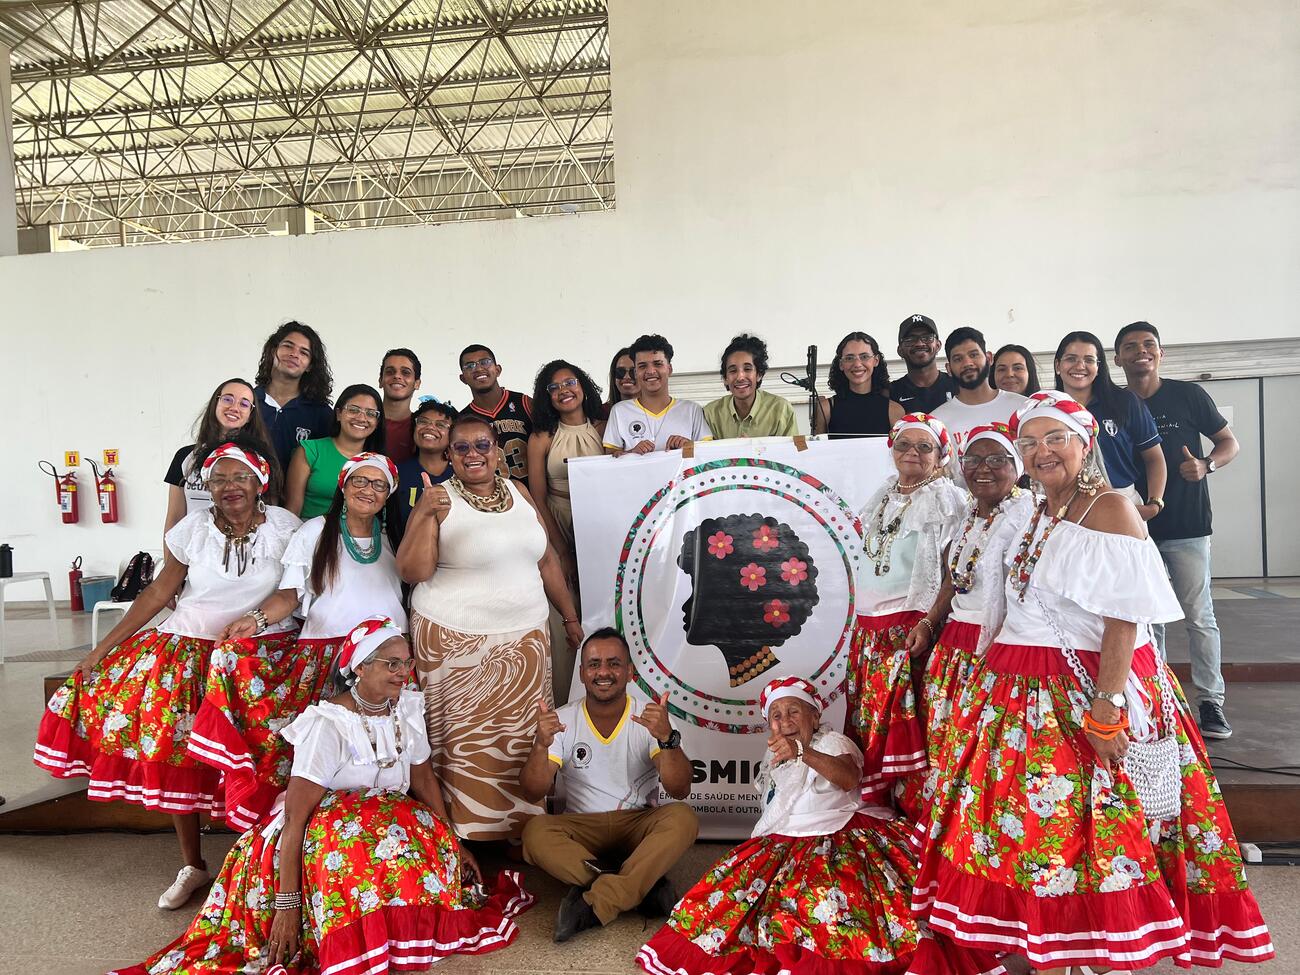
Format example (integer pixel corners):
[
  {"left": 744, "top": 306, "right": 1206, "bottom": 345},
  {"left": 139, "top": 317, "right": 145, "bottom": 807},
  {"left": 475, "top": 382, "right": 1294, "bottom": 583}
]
[
  {"left": 520, "top": 628, "right": 698, "bottom": 942},
  {"left": 457, "top": 344, "right": 533, "bottom": 481},
  {"left": 703, "top": 333, "right": 798, "bottom": 440},
  {"left": 604, "top": 334, "right": 708, "bottom": 454},
  {"left": 253, "top": 321, "right": 336, "bottom": 468},
  {"left": 378, "top": 348, "right": 423, "bottom": 464},
  {"left": 1115, "top": 321, "right": 1240, "bottom": 739},
  {"left": 932, "top": 326, "right": 1027, "bottom": 452},
  {"left": 888, "top": 314, "right": 956, "bottom": 413}
]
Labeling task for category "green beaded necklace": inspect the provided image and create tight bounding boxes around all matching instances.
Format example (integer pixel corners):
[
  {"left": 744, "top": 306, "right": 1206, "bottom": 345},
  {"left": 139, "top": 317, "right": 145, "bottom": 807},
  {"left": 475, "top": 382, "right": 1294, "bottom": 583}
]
[{"left": 341, "top": 505, "right": 382, "bottom": 565}]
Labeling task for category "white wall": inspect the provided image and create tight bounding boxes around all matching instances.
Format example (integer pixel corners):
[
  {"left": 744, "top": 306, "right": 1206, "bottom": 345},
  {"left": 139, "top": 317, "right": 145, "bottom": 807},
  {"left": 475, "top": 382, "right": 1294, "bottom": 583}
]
[{"left": 3, "top": 0, "right": 1298, "bottom": 583}]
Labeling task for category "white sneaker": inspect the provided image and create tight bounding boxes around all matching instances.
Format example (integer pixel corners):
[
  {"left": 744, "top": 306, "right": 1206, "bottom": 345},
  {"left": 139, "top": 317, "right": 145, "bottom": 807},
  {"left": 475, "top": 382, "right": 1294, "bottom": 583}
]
[{"left": 158, "top": 865, "right": 212, "bottom": 909}]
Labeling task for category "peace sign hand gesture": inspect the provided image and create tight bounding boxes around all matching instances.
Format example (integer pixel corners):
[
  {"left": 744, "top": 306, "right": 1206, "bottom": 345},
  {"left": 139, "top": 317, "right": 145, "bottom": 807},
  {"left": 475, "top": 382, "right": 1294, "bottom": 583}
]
[
  {"left": 535, "top": 699, "right": 565, "bottom": 748},
  {"left": 631, "top": 691, "right": 673, "bottom": 742}
]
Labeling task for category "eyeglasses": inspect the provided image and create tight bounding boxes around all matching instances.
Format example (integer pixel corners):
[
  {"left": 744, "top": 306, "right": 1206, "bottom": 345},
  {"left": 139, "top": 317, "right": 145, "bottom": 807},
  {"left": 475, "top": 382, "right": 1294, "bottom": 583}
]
[
  {"left": 461, "top": 356, "right": 495, "bottom": 373},
  {"left": 369, "top": 656, "right": 415, "bottom": 673},
  {"left": 207, "top": 473, "right": 259, "bottom": 488},
  {"left": 960, "top": 454, "right": 1016, "bottom": 471},
  {"left": 342, "top": 404, "right": 381, "bottom": 420},
  {"left": 546, "top": 378, "right": 580, "bottom": 394},
  {"left": 414, "top": 416, "right": 451, "bottom": 431},
  {"left": 217, "top": 394, "right": 254, "bottom": 411},
  {"left": 345, "top": 475, "right": 390, "bottom": 493},
  {"left": 1059, "top": 354, "right": 1099, "bottom": 367},
  {"left": 1015, "top": 431, "right": 1078, "bottom": 453},
  {"left": 839, "top": 353, "right": 877, "bottom": 366},
  {"left": 891, "top": 439, "right": 936, "bottom": 455},
  {"left": 613, "top": 366, "right": 634, "bottom": 380},
  {"left": 450, "top": 439, "right": 495, "bottom": 456},
  {"left": 903, "top": 334, "right": 937, "bottom": 347}
]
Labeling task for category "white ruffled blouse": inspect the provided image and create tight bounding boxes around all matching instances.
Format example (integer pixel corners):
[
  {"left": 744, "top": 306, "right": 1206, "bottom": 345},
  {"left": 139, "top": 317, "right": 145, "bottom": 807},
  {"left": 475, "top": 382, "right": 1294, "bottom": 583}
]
[
  {"left": 281, "top": 689, "right": 432, "bottom": 794},
  {"left": 856, "top": 475, "right": 966, "bottom": 617},
  {"left": 751, "top": 729, "right": 867, "bottom": 838},
  {"left": 945, "top": 491, "right": 1036, "bottom": 654}
]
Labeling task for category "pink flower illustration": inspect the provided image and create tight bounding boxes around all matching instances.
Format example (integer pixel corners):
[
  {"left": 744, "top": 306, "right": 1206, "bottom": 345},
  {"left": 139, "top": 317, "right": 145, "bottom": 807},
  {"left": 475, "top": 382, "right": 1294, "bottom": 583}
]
[
  {"left": 764, "top": 599, "right": 790, "bottom": 626},
  {"left": 739, "top": 563, "right": 767, "bottom": 591},
  {"left": 752, "top": 524, "right": 780, "bottom": 552},
  {"left": 707, "top": 531, "right": 734, "bottom": 559},
  {"left": 780, "top": 558, "right": 808, "bottom": 584}
]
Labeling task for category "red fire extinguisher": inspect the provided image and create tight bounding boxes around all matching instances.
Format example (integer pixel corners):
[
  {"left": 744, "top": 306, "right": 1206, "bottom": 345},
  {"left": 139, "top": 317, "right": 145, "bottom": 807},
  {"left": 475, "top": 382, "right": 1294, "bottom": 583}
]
[
  {"left": 69, "top": 556, "right": 84, "bottom": 612},
  {"left": 39, "top": 460, "right": 80, "bottom": 524},
  {"left": 89, "top": 460, "right": 120, "bottom": 524}
]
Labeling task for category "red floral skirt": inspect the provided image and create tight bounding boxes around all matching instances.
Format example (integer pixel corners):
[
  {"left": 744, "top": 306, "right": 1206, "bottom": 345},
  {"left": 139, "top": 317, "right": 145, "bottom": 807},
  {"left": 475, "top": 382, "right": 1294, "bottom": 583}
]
[
  {"left": 34, "top": 629, "right": 221, "bottom": 814},
  {"left": 638, "top": 812, "right": 927, "bottom": 975},
  {"left": 846, "top": 611, "right": 927, "bottom": 810},
  {"left": 188, "top": 635, "right": 338, "bottom": 830},
  {"left": 911, "top": 641, "right": 1274, "bottom": 971},
  {"left": 109, "top": 789, "right": 534, "bottom": 975}
]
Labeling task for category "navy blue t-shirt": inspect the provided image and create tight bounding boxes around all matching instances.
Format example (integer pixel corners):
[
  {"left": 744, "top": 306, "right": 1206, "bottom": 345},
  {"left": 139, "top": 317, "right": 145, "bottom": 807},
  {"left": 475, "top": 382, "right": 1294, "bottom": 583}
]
[
  {"left": 1088, "top": 390, "right": 1161, "bottom": 489},
  {"left": 255, "top": 387, "right": 335, "bottom": 470},
  {"left": 386, "top": 456, "right": 453, "bottom": 545},
  {"left": 1135, "top": 379, "right": 1228, "bottom": 540}
]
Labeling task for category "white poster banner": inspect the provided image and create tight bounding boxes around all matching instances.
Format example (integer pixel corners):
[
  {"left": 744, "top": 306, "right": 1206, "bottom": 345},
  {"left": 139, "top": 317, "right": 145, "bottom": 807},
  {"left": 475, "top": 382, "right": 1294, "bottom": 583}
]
[{"left": 568, "top": 437, "right": 890, "bottom": 838}]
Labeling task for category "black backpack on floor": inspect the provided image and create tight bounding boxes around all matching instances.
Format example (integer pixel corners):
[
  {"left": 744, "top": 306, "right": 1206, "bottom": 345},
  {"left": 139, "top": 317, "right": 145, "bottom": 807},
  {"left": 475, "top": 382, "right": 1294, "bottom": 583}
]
[{"left": 111, "top": 551, "right": 156, "bottom": 602}]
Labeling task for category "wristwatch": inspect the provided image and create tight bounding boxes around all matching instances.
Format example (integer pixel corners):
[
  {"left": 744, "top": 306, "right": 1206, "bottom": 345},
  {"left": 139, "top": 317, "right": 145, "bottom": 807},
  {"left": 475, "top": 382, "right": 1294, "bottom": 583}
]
[
  {"left": 1206, "top": 458, "right": 1217, "bottom": 473},
  {"left": 657, "top": 729, "right": 682, "bottom": 750},
  {"left": 1094, "top": 691, "right": 1126, "bottom": 709},
  {"left": 1146, "top": 497, "right": 1165, "bottom": 511}
]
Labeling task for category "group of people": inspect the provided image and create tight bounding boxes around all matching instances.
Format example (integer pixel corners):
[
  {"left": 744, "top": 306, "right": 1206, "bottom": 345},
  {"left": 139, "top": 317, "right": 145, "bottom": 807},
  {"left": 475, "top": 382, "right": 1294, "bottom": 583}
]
[{"left": 30, "top": 313, "right": 1269, "bottom": 974}]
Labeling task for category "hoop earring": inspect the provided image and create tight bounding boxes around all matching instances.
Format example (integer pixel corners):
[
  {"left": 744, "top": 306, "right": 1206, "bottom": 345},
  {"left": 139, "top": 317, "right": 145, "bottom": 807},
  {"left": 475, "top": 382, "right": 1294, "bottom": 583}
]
[{"left": 257, "top": 498, "right": 267, "bottom": 513}]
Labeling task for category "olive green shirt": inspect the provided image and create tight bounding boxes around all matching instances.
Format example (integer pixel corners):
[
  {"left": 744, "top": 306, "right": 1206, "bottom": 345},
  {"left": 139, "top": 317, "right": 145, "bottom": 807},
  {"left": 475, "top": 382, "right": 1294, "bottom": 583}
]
[{"left": 703, "top": 389, "right": 799, "bottom": 440}]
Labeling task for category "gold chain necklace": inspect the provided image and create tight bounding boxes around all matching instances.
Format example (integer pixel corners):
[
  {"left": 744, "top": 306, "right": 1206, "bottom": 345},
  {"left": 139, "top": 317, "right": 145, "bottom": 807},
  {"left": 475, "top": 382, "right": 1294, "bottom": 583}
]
[{"left": 450, "top": 474, "right": 512, "bottom": 513}]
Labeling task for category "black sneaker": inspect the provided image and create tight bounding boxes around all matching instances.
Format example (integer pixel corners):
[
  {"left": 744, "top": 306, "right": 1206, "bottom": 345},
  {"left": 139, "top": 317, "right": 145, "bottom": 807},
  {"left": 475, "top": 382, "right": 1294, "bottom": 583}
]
[
  {"left": 1198, "top": 701, "right": 1233, "bottom": 740},
  {"left": 554, "top": 885, "right": 599, "bottom": 943},
  {"left": 637, "top": 877, "right": 678, "bottom": 918}
]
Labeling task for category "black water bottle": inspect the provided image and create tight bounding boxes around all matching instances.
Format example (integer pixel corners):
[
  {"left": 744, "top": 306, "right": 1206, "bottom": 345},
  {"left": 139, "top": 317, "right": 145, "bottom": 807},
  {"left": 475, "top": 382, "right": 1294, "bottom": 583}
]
[{"left": 0, "top": 544, "right": 12, "bottom": 578}]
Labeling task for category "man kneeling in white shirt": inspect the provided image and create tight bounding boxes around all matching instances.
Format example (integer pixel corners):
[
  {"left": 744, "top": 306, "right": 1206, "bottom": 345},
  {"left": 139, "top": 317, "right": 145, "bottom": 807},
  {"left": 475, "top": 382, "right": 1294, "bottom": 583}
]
[{"left": 520, "top": 627, "right": 699, "bottom": 942}]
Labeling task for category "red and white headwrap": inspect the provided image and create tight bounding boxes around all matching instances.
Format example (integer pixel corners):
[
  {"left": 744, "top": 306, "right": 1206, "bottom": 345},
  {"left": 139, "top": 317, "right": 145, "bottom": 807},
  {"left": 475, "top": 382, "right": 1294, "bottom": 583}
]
[
  {"left": 1009, "top": 390, "right": 1099, "bottom": 445},
  {"left": 963, "top": 422, "right": 1024, "bottom": 477},
  {"left": 759, "top": 676, "right": 826, "bottom": 719},
  {"left": 338, "top": 616, "right": 403, "bottom": 676},
  {"left": 338, "top": 452, "right": 398, "bottom": 492},
  {"left": 200, "top": 443, "right": 271, "bottom": 493},
  {"left": 888, "top": 412, "right": 951, "bottom": 464}
]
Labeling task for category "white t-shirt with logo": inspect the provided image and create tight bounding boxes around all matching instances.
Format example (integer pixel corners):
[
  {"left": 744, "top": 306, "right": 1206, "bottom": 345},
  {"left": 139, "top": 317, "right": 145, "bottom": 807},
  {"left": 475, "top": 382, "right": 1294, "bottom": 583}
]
[
  {"left": 603, "top": 398, "right": 709, "bottom": 451},
  {"left": 548, "top": 695, "right": 662, "bottom": 813},
  {"left": 931, "top": 389, "right": 1027, "bottom": 451}
]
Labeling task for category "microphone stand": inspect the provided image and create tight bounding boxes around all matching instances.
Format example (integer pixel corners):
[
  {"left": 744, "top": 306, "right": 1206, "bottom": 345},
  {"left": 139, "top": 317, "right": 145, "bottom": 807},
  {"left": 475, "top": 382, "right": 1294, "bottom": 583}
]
[{"left": 780, "top": 345, "right": 819, "bottom": 433}]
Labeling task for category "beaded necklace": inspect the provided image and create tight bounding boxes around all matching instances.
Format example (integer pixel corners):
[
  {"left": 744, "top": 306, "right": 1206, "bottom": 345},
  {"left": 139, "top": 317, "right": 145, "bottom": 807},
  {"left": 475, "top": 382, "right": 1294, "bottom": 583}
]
[
  {"left": 948, "top": 505, "right": 1000, "bottom": 594},
  {"left": 213, "top": 511, "right": 260, "bottom": 575},
  {"left": 864, "top": 482, "right": 922, "bottom": 576},
  {"left": 1008, "top": 488, "right": 1079, "bottom": 600},
  {"left": 342, "top": 519, "right": 382, "bottom": 565},
  {"left": 349, "top": 686, "right": 403, "bottom": 772}
]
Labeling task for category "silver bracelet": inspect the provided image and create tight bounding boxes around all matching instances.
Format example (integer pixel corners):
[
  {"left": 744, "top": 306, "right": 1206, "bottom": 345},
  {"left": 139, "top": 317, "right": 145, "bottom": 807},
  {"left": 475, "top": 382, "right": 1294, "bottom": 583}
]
[
  {"left": 795, "top": 738, "right": 805, "bottom": 762},
  {"left": 274, "top": 890, "right": 302, "bottom": 910}
]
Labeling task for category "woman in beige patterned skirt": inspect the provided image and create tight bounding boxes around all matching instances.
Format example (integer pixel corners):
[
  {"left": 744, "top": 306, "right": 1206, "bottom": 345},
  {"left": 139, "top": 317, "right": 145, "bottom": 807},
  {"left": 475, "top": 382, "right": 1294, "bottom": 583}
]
[{"left": 398, "top": 413, "right": 583, "bottom": 841}]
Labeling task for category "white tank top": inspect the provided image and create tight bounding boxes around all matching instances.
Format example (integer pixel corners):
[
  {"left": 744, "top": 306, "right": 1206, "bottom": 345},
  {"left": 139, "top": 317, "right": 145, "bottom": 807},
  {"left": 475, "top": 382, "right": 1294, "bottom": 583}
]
[{"left": 410, "top": 479, "right": 549, "bottom": 633}]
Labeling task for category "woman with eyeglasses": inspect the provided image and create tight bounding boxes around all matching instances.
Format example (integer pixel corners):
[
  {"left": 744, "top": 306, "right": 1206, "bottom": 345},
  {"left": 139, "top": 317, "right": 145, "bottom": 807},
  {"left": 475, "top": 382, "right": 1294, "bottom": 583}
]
[
  {"left": 1054, "top": 330, "right": 1167, "bottom": 520},
  {"left": 389, "top": 399, "right": 457, "bottom": 545},
  {"left": 118, "top": 617, "right": 534, "bottom": 975},
  {"left": 203, "top": 452, "right": 406, "bottom": 831},
  {"left": 36, "top": 437, "right": 302, "bottom": 910},
  {"left": 285, "top": 383, "right": 386, "bottom": 519},
  {"left": 813, "top": 331, "right": 905, "bottom": 438},
  {"left": 398, "top": 414, "right": 583, "bottom": 842},
  {"left": 910, "top": 391, "right": 1272, "bottom": 974},
  {"left": 163, "top": 378, "right": 282, "bottom": 541},
  {"left": 604, "top": 346, "right": 639, "bottom": 417},
  {"left": 847, "top": 413, "right": 964, "bottom": 823}
]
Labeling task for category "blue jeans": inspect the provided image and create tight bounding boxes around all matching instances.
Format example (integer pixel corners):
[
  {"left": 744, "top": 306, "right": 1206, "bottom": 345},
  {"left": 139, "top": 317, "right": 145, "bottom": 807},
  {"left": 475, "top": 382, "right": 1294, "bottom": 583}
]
[{"left": 1152, "top": 536, "right": 1225, "bottom": 706}]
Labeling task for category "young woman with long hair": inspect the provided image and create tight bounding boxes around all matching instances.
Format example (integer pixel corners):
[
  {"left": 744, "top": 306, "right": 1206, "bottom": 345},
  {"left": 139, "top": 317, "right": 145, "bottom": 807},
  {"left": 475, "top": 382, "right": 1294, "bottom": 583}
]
[
  {"left": 284, "top": 383, "right": 385, "bottom": 518},
  {"left": 814, "top": 331, "right": 905, "bottom": 437}
]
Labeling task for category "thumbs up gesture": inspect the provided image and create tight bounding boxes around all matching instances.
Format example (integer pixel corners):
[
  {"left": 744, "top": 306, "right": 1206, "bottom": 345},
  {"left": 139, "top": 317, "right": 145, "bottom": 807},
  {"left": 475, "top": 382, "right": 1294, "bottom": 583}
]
[
  {"left": 1179, "top": 444, "right": 1208, "bottom": 482},
  {"left": 535, "top": 699, "right": 565, "bottom": 748},
  {"left": 631, "top": 691, "right": 673, "bottom": 741}
]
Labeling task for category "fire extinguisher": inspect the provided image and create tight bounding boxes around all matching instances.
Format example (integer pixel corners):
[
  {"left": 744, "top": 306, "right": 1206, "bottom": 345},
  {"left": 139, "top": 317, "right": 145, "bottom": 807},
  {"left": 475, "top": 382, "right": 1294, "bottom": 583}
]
[
  {"left": 89, "top": 460, "right": 120, "bottom": 524},
  {"left": 69, "top": 556, "right": 84, "bottom": 612},
  {"left": 39, "top": 460, "right": 80, "bottom": 524}
]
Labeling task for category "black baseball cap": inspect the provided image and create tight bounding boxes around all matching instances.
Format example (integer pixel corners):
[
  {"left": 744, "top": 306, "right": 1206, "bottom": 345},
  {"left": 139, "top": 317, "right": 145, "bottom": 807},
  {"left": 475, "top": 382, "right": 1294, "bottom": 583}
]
[{"left": 898, "top": 314, "right": 939, "bottom": 341}]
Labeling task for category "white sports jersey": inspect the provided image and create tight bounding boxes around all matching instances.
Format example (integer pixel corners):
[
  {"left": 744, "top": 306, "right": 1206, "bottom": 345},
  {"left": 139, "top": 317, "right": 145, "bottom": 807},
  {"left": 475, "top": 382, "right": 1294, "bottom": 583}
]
[{"left": 603, "top": 398, "right": 709, "bottom": 451}]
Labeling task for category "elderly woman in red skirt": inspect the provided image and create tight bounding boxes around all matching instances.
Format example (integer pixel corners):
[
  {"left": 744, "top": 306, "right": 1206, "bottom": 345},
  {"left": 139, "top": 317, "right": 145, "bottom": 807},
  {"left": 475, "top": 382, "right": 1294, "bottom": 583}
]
[
  {"left": 192, "top": 452, "right": 405, "bottom": 830},
  {"left": 35, "top": 440, "right": 302, "bottom": 909},
  {"left": 849, "top": 412, "right": 965, "bottom": 815},
  {"left": 111, "top": 617, "right": 533, "bottom": 975},
  {"left": 912, "top": 391, "right": 1273, "bottom": 973}
]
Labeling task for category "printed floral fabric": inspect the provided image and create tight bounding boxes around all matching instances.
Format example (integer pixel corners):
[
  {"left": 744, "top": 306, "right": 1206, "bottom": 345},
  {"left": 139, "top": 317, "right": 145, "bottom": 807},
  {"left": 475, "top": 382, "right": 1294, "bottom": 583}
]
[
  {"left": 638, "top": 813, "right": 921, "bottom": 975},
  {"left": 912, "top": 643, "right": 1274, "bottom": 970},
  {"left": 34, "top": 629, "right": 221, "bottom": 813},
  {"left": 112, "top": 789, "right": 533, "bottom": 975},
  {"left": 188, "top": 635, "right": 338, "bottom": 830},
  {"left": 846, "top": 612, "right": 926, "bottom": 810}
]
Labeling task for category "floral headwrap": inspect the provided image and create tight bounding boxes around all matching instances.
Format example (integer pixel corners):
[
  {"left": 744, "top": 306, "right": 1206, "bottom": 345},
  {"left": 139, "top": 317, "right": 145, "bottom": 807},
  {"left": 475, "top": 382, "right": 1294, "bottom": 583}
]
[
  {"left": 759, "top": 676, "right": 826, "bottom": 719},
  {"left": 963, "top": 422, "right": 1024, "bottom": 477},
  {"left": 200, "top": 443, "right": 271, "bottom": 493},
  {"left": 338, "top": 616, "right": 402, "bottom": 676},
  {"left": 887, "top": 412, "right": 951, "bottom": 464},
  {"left": 1008, "top": 390, "right": 1099, "bottom": 445},
  {"left": 338, "top": 452, "right": 398, "bottom": 492}
]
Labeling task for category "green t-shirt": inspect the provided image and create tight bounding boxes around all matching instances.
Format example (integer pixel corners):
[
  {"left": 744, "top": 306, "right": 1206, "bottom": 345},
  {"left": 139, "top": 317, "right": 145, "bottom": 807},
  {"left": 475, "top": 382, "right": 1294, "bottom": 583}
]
[
  {"left": 300, "top": 438, "right": 348, "bottom": 519},
  {"left": 703, "top": 389, "right": 799, "bottom": 441}
]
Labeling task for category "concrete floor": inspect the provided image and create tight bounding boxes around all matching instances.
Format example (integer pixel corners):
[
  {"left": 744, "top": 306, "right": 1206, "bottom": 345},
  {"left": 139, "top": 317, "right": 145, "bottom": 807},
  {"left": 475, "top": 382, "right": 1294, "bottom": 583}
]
[{"left": 1, "top": 589, "right": 1297, "bottom": 974}]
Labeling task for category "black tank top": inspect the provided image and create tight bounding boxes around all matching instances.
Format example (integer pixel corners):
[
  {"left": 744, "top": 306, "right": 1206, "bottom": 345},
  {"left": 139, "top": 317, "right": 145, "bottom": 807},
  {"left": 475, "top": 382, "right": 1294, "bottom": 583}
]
[{"left": 827, "top": 389, "right": 892, "bottom": 439}]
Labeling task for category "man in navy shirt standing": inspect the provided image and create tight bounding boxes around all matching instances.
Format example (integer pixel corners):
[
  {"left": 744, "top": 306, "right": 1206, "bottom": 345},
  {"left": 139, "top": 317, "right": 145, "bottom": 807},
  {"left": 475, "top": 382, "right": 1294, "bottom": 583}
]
[
  {"left": 253, "top": 321, "right": 336, "bottom": 470},
  {"left": 1115, "top": 322, "right": 1241, "bottom": 739}
]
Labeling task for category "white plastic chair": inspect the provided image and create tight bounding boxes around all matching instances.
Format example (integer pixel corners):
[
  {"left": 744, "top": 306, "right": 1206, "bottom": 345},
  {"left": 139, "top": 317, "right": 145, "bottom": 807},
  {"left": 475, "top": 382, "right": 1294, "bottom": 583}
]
[{"left": 91, "top": 550, "right": 166, "bottom": 647}]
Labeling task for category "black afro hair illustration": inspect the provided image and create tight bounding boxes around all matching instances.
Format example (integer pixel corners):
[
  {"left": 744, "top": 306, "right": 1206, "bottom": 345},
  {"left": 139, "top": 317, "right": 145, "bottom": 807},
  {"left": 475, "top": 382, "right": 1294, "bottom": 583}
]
[{"left": 678, "top": 513, "right": 820, "bottom": 687}]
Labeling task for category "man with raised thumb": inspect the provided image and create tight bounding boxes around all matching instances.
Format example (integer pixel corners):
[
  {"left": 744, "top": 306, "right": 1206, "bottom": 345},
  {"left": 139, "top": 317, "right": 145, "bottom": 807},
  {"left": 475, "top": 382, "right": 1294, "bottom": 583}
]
[{"left": 520, "top": 627, "right": 698, "bottom": 942}]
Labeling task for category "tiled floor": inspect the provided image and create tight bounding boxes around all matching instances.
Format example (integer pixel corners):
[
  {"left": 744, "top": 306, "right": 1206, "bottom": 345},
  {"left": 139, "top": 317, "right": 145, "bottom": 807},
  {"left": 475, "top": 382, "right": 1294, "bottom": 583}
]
[{"left": 1, "top": 589, "right": 1296, "bottom": 974}]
